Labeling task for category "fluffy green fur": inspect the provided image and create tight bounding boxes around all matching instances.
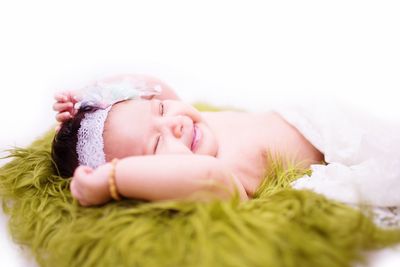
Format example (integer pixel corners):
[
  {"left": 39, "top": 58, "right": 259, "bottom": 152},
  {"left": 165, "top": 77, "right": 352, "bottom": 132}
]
[{"left": 1, "top": 104, "right": 400, "bottom": 267}]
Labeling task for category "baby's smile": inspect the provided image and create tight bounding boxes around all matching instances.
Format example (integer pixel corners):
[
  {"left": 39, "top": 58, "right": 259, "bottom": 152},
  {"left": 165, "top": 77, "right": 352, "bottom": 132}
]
[{"left": 191, "top": 124, "right": 202, "bottom": 152}]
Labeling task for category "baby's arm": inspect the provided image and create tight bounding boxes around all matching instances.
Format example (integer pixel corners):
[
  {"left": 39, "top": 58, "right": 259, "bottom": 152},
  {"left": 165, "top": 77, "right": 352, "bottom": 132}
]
[{"left": 71, "top": 155, "right": 248, "bottom": 206}]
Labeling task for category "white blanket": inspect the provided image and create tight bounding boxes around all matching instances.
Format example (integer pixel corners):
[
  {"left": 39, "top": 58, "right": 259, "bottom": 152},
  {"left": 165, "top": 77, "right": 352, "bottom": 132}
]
[{"left": 276, "top": 100, "right": 400, "bottom": 227}]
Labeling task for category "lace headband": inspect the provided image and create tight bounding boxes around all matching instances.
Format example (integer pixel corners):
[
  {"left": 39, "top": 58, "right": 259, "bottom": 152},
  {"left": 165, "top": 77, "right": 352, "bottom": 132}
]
[{"left": 75, "top": 78, "right": 161, "bottom": 168}]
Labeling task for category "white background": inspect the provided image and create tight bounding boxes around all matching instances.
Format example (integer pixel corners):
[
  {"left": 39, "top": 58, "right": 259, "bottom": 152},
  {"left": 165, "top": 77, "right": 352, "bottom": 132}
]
[{"left": 0, "top": 1, "right": 399, "bottom": 266}]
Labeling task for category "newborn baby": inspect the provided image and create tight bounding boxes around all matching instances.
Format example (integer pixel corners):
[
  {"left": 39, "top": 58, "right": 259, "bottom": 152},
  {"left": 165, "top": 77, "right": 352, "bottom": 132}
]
[{"left": 52, "top": 74, "right": 324, "bottom": 206}]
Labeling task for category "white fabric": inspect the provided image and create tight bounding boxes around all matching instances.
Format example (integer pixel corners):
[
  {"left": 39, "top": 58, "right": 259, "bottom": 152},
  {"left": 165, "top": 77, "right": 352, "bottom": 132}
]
[
  {"left": 274, "top": 100, "right": 400, "bottom": 227},
  {"left": 76, "top": 106, "right": 111, "bottom": 168},
  {"left": 370, "top": 207, "right": 400, "bottom": 228}
]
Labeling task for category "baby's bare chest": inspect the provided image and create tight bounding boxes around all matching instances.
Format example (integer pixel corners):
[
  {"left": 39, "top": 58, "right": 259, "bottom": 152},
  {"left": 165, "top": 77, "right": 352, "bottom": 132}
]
[{"left": 218, "top": 112, "right": 323, "bottom": 196}]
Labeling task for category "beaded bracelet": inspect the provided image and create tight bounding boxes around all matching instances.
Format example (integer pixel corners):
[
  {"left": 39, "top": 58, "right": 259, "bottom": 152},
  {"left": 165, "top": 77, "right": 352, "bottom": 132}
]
[{"left": 109, "top": 158, "right": 122, "bottom": 201}]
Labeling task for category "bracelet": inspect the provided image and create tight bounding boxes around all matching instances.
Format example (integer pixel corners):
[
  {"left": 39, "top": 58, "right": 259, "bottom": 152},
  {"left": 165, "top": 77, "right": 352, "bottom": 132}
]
[{"left": 109, "top": 158, "right": 122, "bottom": 201}]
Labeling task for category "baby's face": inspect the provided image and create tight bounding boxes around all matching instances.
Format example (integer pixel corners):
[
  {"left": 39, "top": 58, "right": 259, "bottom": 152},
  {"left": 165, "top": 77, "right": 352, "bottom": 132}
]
[{"left": 103, "top": 99, "right": 218, "bottom": 160}]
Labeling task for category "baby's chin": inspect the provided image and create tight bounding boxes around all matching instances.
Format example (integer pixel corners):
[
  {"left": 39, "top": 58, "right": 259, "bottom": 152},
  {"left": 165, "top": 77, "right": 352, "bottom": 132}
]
[{"left": 195, "top": 122, "right": 218, "bottom": 157}]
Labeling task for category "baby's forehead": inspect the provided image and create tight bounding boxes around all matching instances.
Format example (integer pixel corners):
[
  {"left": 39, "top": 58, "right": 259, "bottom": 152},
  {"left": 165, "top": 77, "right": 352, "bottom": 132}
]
[
  {"left": 114, "top": 98, "right": 148, "bottom": 109},
  {"left": 105, "top": 100, "right": 152, "bottom": 128},
  {"left": 103, "top": 100, "right": 153, "bottom": 158},
  {"left": 107, "top": 99, "right": 150, "bottom": 118}
]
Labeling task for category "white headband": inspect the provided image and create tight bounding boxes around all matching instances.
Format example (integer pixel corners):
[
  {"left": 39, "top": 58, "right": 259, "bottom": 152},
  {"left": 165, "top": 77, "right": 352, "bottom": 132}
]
[
  {"left": 75, "top": 78, "right": 162, "bottom": 168},
  {"left": 76, "top": 106, "right": 112, "bottom": 168}
]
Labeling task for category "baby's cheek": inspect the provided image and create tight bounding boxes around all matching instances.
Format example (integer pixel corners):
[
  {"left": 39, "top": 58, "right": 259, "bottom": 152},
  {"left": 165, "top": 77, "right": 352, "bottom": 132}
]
[{"left": 104, "top": 138, "right": 128, "bottom": 160}]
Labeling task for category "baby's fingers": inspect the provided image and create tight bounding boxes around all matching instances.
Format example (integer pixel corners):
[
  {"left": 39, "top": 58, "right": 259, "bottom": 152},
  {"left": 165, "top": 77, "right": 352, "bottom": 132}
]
[
  {"left": 54, "top": 92, "right": 69, "bottom": 102},
  {"left": 70, "top": 180, "right": 90, "bottom": 206},
  {"left": 56, "top": 111, "right": 73, "bottom": 122},
  {"left": 53, "top": 102, "right": 74, "bottom": 112},
  {"left": 54, "top": 91, "right": 80, "bottom": 103}
]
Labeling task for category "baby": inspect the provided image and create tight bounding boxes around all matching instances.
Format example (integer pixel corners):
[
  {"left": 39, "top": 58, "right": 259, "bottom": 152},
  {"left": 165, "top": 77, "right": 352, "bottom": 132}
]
[{"left": 52, "top": 74, "right": 324, "bottom": 206}]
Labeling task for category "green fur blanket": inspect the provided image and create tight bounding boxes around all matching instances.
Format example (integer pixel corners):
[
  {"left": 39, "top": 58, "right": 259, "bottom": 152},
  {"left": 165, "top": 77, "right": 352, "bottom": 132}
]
[{"left": 1, "top": 104, "right": 400, "bottom": 267}]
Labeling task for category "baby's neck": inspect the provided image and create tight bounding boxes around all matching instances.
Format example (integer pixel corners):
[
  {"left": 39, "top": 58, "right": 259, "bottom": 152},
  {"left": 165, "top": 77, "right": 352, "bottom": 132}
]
[{"left": 201, "top": 111, "right": 261, "bottom": 157}]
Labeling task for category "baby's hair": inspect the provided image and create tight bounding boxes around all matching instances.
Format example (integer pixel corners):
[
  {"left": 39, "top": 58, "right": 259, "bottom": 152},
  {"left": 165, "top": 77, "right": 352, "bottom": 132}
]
[{"left": 51, "top": 106, "right": 100, "bottom": 178}]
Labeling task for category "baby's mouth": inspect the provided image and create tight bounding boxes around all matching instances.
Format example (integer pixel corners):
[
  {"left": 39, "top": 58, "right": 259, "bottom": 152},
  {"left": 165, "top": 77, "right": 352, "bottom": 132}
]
[{"left": 191, "top": 124, "right": 201, "bottom": 152}]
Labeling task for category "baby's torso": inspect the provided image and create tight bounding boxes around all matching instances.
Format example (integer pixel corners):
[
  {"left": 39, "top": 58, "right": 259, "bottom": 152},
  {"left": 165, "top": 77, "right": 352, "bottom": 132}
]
[{"left": 214, "top": 111, "right": 324, "bottom": 196}]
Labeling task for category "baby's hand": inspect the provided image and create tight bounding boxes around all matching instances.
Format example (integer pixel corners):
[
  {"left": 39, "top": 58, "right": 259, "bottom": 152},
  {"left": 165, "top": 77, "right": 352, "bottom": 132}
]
[
  {"left": 70, "top": 164, "right": 111, "bottom": 206},
  {"left": 53, "top": 91, "right": 80, "bottom": 131}
]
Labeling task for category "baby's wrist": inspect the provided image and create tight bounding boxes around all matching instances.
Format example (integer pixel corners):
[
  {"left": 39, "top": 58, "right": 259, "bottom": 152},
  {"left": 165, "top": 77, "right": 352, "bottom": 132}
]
[{"left": 92, "top": 163, "right": 114, "bottom": 203}]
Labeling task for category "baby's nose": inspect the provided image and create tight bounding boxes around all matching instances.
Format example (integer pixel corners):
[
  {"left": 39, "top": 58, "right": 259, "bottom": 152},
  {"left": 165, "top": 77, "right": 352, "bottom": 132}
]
[
  {"left": 173, "top": 123, "right": 183, "bottom": 138},
  {"left": 169, "top": 115, "right": 184, "bottom": 138},
  {"left": 161, "top": 115, "right": 187, "bottom": 139}
]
